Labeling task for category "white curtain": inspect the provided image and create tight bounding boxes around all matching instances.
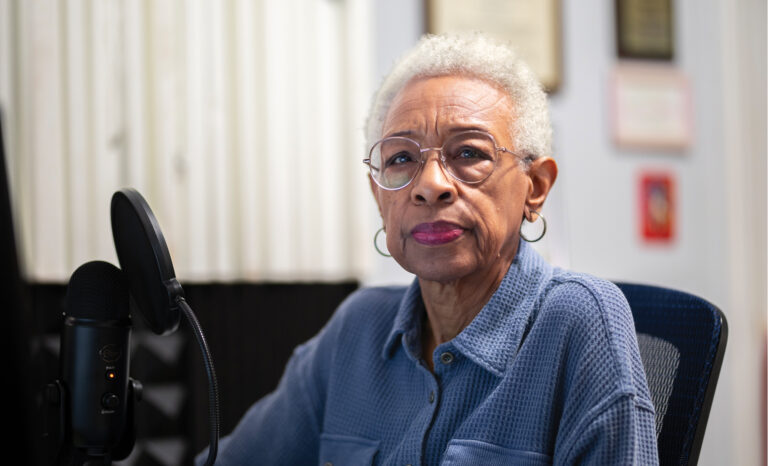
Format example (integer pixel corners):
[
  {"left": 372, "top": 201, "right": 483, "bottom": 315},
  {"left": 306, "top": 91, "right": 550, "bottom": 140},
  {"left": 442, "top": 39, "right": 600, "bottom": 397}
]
[{"left": 0, "top": 0, "right": 376, "bottom": 283}]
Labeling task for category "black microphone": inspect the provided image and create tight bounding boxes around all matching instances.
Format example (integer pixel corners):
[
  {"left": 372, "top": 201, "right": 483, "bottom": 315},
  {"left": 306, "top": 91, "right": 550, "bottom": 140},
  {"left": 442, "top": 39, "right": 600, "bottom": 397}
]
[{"left": 60, "top": 260, "right": 131, "bottom": 457}]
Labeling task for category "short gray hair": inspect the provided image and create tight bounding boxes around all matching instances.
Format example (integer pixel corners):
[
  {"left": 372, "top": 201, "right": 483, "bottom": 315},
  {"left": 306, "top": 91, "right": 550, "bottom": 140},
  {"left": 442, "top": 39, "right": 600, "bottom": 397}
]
[{"left": 365, "top": 33, "right": 552, "bottom": 160}]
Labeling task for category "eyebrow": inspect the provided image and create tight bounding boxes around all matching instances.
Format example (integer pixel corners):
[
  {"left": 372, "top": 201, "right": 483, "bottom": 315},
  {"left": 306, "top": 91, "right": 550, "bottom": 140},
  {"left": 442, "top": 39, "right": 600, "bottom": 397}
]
[
  {"left": 385, "top": 125, "right": 492, "bottom": 139},
  {"left": 387, "top": 130, "right": 415, "bottom": 138}
]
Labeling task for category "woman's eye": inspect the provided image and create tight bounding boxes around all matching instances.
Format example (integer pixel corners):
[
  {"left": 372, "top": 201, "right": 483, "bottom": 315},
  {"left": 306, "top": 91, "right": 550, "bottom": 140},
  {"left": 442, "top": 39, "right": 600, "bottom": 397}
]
[
  {"left": 386, "top": 152, "right": 414, "bottom": 166},
  {"left": 455, "top": 147, "right": 488, "bottom": 160}
]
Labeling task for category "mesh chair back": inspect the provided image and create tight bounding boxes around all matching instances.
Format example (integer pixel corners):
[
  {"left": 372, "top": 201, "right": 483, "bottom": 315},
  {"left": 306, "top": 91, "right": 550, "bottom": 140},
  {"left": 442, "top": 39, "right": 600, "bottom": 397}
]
[{"left": 616, "top": 283, "right": 727, "bottom": 466}]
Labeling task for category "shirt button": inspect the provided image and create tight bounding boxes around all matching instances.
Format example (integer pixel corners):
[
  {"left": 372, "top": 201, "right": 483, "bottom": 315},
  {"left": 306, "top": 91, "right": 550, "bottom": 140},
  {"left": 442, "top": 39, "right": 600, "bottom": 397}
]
[
  {"left": 440, "top": 351, "right": 454, "bottom": 364},
  {"left": 429, "top": 391, "right": 435, "bottom": 403}
]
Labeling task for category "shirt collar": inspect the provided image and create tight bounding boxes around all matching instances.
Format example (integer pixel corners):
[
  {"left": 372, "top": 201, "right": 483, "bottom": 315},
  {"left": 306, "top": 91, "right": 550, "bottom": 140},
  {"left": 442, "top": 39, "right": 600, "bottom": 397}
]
[{"left": 381, "top": 241, "right": 554, "bottom": 377}]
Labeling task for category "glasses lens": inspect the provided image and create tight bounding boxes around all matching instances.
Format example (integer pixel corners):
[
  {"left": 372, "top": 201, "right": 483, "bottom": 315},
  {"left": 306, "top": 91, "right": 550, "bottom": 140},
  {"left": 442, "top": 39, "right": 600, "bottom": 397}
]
[
  {"left": 369, "top": 137, "right": 421, "bottom": 189},
  {"left": 443, "top": 132, "right": 498, "bottom": 183}
]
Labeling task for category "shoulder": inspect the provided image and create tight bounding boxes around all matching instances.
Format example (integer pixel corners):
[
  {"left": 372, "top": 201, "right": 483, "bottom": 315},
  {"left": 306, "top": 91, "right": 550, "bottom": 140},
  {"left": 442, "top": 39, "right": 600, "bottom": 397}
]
[
  {"left": 539, "top": 269, "right": 632, "bottom": 334},
  {"left": 298, "top": 285, "right": 407, "bottom": 353},
  {"left": 331, "top": 285, "right": 407, "bottom": 327},
  {"left": 338, "top": 285, "right": 409, "bottom": 309},
  {"left": 289, "top": 285, "right": 408, "bottom": 378},
  {"left": 535, "top": 269, "right": 640, "bottom": 393}
]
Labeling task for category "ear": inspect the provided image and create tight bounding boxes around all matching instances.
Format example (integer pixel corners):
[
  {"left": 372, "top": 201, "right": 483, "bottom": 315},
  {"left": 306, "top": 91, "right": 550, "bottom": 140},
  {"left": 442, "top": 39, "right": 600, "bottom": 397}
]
[{"left": 524, "top": 157, "right": 558, "bottom": 216}]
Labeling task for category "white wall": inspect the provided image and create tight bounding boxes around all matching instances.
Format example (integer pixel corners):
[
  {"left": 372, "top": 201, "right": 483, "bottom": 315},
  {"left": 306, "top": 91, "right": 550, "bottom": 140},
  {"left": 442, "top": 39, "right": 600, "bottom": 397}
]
[{"left": 372, "top": 1, "right": 766, "bottom": 464}]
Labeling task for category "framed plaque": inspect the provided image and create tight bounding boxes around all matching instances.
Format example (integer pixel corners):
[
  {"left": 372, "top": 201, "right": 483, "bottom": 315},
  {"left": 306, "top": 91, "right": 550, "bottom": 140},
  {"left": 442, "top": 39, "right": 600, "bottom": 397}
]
[
  {"left": 615, "top": 0, "right": 674, "bottom": 60},
  {"left": 611, "top": 64, "right": 692, "bottom": 150},
  {"left": 426, "top": 0, "right": 562, "bottom": 93}
]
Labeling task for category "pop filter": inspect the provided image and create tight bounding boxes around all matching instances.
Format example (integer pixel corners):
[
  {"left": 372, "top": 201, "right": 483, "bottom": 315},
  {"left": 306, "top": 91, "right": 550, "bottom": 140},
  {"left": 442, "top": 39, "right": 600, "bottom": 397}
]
[
  {"left": 110, "top": 188, "right": 181, "bottom": 335},
  {"left": 110, "top": 188, "right": 218, "bottom": 466}
]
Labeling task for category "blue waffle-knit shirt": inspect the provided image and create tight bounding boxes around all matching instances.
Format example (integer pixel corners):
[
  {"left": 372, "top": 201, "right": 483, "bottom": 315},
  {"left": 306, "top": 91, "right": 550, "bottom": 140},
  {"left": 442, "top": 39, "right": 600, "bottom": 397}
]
[{"left": 198, "top": 241, "right": 659, "bottom": 465}]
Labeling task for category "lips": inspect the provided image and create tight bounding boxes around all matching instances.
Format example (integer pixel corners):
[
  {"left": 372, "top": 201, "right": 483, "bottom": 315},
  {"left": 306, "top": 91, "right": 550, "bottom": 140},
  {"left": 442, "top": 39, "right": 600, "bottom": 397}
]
[{"left": 411, "top": 221, "right": 465, "bottom": 245}]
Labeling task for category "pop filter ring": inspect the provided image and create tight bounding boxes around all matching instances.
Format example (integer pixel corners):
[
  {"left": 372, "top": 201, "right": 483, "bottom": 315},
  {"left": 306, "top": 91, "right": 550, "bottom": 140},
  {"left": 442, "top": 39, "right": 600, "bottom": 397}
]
[
  {"left": 111, "top": 189, "right": 180, "bottom": 335},
  {"left": 110, "top": 188, "right": 218, "bottom": 466}
]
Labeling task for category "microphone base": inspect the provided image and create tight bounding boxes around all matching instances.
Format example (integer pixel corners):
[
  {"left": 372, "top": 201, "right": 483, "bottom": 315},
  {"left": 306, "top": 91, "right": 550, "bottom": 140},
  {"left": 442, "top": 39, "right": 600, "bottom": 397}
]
[{"left": 43, "top": 378, "right": 142, "bottom": 466}]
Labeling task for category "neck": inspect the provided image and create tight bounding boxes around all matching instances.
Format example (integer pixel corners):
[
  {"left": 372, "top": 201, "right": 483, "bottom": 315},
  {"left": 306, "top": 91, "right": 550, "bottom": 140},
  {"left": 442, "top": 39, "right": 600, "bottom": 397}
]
[{"left": 418, "top": 248, "right": 516, "bottom": 368}]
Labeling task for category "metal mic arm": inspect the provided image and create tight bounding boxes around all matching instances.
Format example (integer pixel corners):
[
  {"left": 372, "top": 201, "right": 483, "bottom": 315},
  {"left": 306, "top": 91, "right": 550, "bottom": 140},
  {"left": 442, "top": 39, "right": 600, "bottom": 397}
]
[{"left": 176, "top": 296, "right": 219, "bottom": 466}]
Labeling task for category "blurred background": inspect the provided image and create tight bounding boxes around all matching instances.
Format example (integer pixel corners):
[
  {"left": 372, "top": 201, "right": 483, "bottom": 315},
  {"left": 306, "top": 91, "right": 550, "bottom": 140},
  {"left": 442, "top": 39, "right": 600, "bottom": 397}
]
[{"left": 0, "top": 0, "right": 764, "bottom": 465}]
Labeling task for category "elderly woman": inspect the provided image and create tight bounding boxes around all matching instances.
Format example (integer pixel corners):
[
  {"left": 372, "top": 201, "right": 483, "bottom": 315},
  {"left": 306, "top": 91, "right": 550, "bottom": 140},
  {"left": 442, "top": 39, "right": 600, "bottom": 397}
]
[{"left": 200, "top": 33, "right": 658, "bottom": 465}]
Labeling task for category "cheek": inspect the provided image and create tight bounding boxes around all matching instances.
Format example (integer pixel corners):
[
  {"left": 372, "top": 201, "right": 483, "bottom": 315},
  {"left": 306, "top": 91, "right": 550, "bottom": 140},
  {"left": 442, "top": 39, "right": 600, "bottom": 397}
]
[
  {"left": 381, "top": 202, "right": 415, "bottom": 267},
  {"left": 379, "top": 196, "right": 398, "bottom": 226},
  {"left": 473, "top": 210, "right": 512, "bottom": 257},
  {"left": 377, "top": 195, "right": 408, "bottom": 241},
  {"left": 470, "top": 187, "right": 526, "bottom": 251}
]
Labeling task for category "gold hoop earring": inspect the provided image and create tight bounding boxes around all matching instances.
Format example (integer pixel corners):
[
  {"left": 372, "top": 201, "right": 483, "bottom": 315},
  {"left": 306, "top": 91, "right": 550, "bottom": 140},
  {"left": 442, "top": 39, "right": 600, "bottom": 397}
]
[
  {"left": 374, "top": 227, "right": 392, "bottom": 257},
  {"left": 520, "top": 210, "right": 547, "bottom": 243}
]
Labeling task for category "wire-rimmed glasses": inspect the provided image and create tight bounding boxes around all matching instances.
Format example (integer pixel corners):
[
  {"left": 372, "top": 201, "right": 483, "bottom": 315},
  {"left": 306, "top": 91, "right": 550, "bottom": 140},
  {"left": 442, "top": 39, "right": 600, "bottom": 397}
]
[{"left": 363, "top": 130, "right": 528, "bottom": 190}]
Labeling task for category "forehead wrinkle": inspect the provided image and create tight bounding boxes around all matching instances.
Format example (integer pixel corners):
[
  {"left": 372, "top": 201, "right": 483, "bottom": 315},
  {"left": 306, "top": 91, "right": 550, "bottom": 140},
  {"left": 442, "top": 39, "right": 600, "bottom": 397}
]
[
  {"left": 382, "top": 76, "right": 516, "bottom": 143},
  {"left": 385, "top": 102, "right": 511, "bottom": 138}
]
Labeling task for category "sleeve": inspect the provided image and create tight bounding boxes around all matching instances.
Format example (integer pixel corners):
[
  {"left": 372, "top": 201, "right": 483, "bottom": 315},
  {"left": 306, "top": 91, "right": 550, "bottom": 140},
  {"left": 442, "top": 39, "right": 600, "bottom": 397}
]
[
  {"left": 558, "top": 394, "right": 659, "bottom": 465},
  {"left": 542, "top": 278, "right": 659, "bottom": 465},
  {"left": 194, "top": 339, "right": 327, "bottom": 466}
]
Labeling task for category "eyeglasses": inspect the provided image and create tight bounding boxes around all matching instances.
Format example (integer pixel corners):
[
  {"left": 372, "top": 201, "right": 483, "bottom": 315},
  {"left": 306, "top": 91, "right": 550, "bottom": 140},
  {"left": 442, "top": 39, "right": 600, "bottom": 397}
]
[{"left": 363, "top": 130, "right": 529, "bottom": 190}]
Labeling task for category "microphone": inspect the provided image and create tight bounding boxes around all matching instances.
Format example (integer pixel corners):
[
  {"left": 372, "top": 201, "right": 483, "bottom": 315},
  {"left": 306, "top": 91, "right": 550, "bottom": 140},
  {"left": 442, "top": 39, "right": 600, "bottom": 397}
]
[
  {"left": 41, "top": 187, "right": 216, "bottom": 465},
  {"left": 59, "top": 260, "right": 131, "bottom": 457}
]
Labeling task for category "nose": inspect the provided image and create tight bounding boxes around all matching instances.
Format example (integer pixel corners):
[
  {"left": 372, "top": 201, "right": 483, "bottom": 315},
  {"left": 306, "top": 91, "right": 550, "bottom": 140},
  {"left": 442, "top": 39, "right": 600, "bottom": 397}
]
[{"left": 410, "top": 150, "right": 457, "bottom": 205}]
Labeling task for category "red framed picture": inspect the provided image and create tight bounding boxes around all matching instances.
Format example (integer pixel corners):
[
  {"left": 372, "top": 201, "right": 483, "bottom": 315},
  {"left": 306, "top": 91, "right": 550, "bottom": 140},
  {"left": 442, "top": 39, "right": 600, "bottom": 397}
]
[{"left": 639, "top": 172, "right": 675, "bottom": 242}]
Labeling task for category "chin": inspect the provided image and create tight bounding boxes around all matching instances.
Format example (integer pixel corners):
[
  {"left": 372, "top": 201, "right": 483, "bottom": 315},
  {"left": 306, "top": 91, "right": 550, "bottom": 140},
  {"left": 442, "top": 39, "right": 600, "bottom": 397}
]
[{"left": 398, "top": 252, "right": 477, "bottom": 284}]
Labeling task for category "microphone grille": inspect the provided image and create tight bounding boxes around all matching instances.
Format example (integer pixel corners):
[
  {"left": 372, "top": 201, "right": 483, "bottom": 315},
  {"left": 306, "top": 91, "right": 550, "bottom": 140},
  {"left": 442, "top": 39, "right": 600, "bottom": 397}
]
[{"left": 66, "top": 261, "right": 129, "bottom": 320}]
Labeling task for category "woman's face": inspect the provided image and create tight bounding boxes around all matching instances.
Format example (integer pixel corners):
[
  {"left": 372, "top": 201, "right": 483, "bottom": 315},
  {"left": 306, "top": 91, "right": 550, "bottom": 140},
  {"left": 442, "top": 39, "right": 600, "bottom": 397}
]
[{"left": 371, "top": 75, "right": 534, "bottom": 284}]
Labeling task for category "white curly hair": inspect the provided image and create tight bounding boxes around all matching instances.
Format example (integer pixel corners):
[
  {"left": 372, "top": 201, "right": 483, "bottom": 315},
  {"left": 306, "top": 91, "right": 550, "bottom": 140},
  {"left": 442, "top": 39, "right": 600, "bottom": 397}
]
[{"left": 365, "top": 32, "right": 552, "bottom": 161}]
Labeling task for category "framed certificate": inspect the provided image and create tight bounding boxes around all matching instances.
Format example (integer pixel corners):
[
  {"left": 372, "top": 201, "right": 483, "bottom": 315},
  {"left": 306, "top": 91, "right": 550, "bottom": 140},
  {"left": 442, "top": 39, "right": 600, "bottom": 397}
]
[
  {"left": 426, "top": 0, "right": 562, "bottom": 93},
  {"left": 615, "top": 0, "right": 674, "bottom": 60},
  {"left": 611, "top": 64, "right": 692, "bottom": 150}
]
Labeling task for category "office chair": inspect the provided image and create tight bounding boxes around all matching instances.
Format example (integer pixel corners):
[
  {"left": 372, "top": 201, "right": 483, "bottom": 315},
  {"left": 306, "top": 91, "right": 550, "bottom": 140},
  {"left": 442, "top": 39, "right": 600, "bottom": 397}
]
[{"left": 616, "top": 283, "right": 728, "bottom": 466}]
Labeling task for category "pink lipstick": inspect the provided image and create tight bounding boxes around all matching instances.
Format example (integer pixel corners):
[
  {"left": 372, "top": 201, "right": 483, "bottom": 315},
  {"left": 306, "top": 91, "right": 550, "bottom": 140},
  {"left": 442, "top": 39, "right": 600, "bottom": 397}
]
[{"left": 411, "top": 222, "right": 464, "bottom": 245}]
